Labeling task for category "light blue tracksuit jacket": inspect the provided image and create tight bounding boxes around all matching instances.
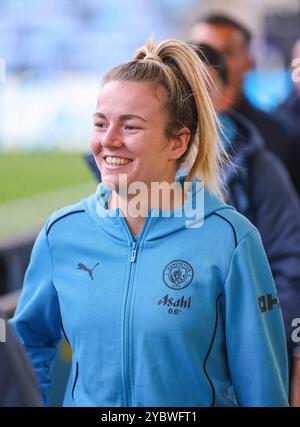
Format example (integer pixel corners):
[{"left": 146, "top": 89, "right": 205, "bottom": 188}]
[{"left": 9, "top": 178, "right": 289, "bottom": 406}]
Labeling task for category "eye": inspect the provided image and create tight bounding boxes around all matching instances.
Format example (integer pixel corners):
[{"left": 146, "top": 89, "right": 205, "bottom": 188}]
[
  {"left": 124, "top": 125, "right": 140, "bottom": 131},
  {"left": 94, "top": 122, "right": 107, "bottom": 129}
]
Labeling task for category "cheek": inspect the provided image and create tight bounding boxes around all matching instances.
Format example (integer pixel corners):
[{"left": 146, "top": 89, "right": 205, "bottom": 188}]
[
  {"left": 231, "top": 58, "right": 245, "bottom": 74},
  {"left": 226, "top": 56, "right": 238, "bottom": 73},
  {"left": 90, "top": 132, "right": 101, "bottom": 155}
]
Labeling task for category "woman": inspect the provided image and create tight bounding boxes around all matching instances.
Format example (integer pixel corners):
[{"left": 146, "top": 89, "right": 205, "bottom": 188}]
[{"left": 9, "top": 38, "right": 288, "bottom": 407}]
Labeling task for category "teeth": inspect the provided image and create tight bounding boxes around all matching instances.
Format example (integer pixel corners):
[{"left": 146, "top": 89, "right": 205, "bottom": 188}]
[{"left": 105, "top": 156, "right": 132, "bottom": 165}]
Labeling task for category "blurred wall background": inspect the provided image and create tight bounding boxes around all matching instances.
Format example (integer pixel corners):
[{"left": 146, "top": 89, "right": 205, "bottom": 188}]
[
  {"left": 0, "top": 0, "right": 196, "bottom": 151},
  {"left": 1, "top": 0, "right": 300, "bottom": 152}
]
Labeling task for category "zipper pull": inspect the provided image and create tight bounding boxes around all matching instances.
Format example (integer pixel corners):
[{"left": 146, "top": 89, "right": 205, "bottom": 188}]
[{"left": 130, "top": 242, "right": 138, "bottom": 263}]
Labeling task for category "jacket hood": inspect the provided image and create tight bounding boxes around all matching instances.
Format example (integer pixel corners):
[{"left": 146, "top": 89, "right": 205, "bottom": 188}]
[{"left": 82, "top": 177, "right": 235, "bottom": 242}]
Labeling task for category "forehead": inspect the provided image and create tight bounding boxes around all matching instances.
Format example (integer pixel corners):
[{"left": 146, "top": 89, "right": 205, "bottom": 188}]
[
  {"left": 96, "top": 81, "right": 167, "bottom": 115},
  {"left": 190, "top": 23, "right": 246, "bottom": 51}
]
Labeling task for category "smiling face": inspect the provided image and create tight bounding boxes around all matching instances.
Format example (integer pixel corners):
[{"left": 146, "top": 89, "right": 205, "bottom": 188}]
[{"left": 91, "top": 80, "right": 189, "bottom": 192}]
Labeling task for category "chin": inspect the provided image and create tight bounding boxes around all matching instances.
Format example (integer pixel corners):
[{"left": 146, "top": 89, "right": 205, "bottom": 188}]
[{"left": 101, "top": 176, "right": 119, "bottom": 192}]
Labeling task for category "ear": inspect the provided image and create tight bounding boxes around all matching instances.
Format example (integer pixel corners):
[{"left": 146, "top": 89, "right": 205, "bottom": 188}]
[{"left": 168, "top": 128, "right": 191, "bottom": 161}]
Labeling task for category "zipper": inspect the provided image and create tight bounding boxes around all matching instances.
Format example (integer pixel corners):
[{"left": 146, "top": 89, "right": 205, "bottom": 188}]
[
  {"left": 130, "top": 242, "right": 138, "bottom": 263},
  {"left": 122, "top": 241, "right": 137, "bottom": 406},
  {"left": 120, "top": 214, "right": 153, "bottom": 406}
]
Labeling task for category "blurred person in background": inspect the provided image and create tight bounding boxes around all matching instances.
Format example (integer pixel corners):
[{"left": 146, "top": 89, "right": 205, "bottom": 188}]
[
  {"left": 188, "top": 13, "right": 300, "bottom": 196},
  {"left": 277, "top": 38, "right": 300, "bottom": 193},
  {"left": 0, "top": 312, "right": 41, "bottom": 406},
  {"left": 192, "top": 43, "right": 300, "bottom": 405},
  {"left": 8, "top": 38, "right": 288, "bottom": 406}
]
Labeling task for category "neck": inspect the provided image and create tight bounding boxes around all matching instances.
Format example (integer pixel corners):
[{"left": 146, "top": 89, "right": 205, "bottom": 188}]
[{"left": 108, "top": 180, "right": 187, "bottom": 237}]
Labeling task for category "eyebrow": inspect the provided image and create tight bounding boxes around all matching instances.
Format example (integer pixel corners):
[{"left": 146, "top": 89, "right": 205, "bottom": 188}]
[{"left": 93, "top": 112, "right": 147, "bottom": 122}]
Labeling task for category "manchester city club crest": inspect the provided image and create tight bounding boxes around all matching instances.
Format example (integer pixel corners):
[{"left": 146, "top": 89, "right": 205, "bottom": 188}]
[{"left": 163, "top": 260, "right": 194, "bottom": 290}]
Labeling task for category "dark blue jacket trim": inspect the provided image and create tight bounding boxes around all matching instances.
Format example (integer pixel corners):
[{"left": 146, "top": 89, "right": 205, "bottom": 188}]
[
  {"left": 213, "top": 212, "right": 238, "bottom": 248},
  {"left": 203, "top": 292, "right": 223, "bottom": 407},
  {"left": 46, "top": 210, "right": 85, "bottom": 236}
]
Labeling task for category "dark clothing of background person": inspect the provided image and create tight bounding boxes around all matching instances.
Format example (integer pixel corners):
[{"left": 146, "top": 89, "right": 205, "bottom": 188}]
[
  {"left": 85, "top": 152, "right": 101, "bottom": 182},
  {"left": 221, "top": 110, "right": 300, "bottom": 355},
  {"left": 0, "top": 312, "right": 42, "bottom": 406},
  {"left": 278, "top": 88, "right": 300, "bottom": 120},
  {"left": 235, "top": 96, "right": 300, "bottom": 196},
  {"left": 277, "top": 89, "right": 300, "bottom": 193}
]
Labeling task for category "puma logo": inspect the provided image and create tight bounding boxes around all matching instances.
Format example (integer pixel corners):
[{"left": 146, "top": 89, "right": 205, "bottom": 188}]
[{"left": 77, "top": 262, "right": 99, "bottom": 280}]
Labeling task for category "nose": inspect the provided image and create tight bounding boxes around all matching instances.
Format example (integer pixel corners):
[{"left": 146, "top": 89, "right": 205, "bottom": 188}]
[{"left": 100, "top": 125, "right": 123, "bottom": 148}]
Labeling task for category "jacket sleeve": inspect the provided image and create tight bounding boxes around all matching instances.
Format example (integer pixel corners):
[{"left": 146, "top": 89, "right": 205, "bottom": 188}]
[
  {"left": 224, "top": 229, "right": 289, "bottom": 406},
  {"left": 251, "top": 150, "right": 300, "bottom": 351},
  {"left": 9, "top": 224, "right": 62, "bottom": 406}
]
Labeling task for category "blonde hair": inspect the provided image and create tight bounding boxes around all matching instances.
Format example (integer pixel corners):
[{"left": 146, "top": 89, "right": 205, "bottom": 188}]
[{"left": 101, "top": 37, "right": 226, "bottom": 200}]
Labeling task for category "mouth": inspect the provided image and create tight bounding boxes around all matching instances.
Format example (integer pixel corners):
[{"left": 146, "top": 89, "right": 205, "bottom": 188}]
[{"left": 103, "top": 156, "right": 133, "bottom": 166}]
